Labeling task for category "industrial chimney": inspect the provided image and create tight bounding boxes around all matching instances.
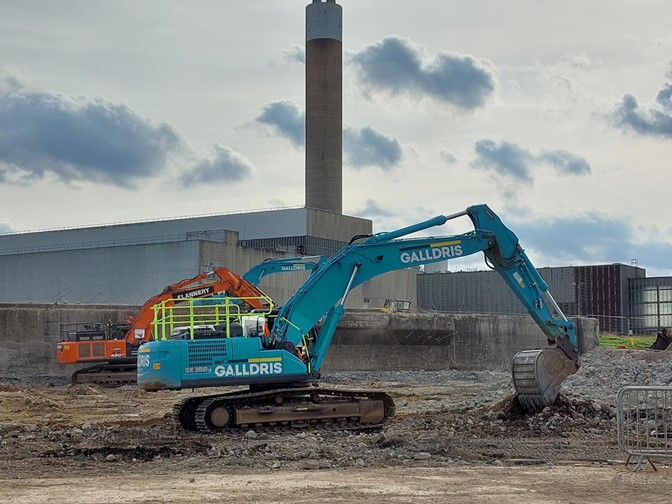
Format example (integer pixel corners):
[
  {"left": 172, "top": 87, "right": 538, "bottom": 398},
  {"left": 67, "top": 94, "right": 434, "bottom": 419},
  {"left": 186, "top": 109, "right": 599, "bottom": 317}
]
[{"left": 305, "top": 0, "right": 342, "bottom": 214}]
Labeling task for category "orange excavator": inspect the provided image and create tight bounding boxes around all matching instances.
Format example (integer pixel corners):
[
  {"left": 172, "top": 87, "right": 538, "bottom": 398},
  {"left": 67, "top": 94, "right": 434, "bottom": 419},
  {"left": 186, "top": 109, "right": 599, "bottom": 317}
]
[{"left": 57, "top": 257, "right": 321, "bottom": 384}]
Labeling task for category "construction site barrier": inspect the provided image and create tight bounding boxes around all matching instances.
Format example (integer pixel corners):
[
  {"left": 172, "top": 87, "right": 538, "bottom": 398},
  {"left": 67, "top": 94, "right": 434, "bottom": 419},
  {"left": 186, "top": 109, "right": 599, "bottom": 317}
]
[{"left": 616, "top": 385, "right": 672, "bottom": 470}]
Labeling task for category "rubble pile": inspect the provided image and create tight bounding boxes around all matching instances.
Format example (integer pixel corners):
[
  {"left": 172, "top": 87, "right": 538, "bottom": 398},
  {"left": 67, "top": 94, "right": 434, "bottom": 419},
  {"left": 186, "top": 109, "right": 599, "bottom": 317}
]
[{"left": 562, "top": 347, "right": 672, "bottom": 404}]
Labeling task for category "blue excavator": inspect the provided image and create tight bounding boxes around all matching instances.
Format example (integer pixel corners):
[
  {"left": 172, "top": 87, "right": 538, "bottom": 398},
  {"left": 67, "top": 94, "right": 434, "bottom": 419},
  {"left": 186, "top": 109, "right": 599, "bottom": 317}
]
[{"left": 137, "top": 205, "right": 580, "bottom": 432}]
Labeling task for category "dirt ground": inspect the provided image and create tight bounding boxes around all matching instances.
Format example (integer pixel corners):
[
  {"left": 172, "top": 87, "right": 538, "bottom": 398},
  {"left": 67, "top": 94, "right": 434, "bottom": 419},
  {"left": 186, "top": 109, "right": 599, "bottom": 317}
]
[{"left": 1, "top": 360, "right": 671, "bottom": 503}]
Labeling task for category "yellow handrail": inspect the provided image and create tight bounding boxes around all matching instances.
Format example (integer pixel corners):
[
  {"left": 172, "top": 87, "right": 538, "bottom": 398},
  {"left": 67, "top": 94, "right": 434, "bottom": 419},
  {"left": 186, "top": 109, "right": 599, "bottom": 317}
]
[{"left": 152, "top": 296, "right": 274, "bottom": 340}]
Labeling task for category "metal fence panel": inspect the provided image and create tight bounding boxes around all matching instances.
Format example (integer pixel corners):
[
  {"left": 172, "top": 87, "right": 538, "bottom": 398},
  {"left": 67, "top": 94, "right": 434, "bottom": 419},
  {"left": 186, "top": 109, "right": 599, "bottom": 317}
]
[{"left": 617, "top": 386, "right": 672, "bottom": 469}]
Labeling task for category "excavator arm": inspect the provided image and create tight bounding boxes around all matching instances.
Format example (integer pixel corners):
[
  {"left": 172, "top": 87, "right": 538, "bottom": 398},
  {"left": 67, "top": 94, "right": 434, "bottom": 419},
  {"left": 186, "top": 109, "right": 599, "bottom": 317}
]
[
  {"left": 242, "top": 256, "right": 323, "bottom": 286},
  {"left": 270, "top": 205, "right": 578, "bottom": 406}
]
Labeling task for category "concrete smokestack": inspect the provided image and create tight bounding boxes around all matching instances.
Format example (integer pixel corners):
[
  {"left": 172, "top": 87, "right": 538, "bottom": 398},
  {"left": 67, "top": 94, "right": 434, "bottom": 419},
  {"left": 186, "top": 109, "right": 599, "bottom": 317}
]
[{"left": 305, "top": 0, "right": 342, "bottom": 214}]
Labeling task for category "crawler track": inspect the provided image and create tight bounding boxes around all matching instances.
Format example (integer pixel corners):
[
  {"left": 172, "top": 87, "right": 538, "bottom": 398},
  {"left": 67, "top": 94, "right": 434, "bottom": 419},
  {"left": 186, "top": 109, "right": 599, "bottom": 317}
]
[
  {"left": 172, "top": 386, "right": 395, "bottom": 433},
  {"left": 71, "top": 362, "right": 138, "bottom": 386}
]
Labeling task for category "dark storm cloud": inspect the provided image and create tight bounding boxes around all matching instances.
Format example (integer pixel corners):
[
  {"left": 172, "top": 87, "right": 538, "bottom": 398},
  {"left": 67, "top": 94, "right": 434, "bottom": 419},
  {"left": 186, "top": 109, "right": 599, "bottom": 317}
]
[
  {"left": 351, "top": 36, "right": 495, "bottom": 109},
  {"left": 471, "top": 139, "right": 591, "bottom": 184},
  {"left": 513, "top": 213, "right": 669, "bottom": 274},
  {"left": 256, "top": 101, "right": 305, "bottom": 147},
  {"left": 610, "top": 83, "right": 672, "bottom": 138},
  {"left": 0, "top": 90, "right": 185, "bottom": 187},
  {"left": 344, "top": 126, "right": 402, "bottom": 170},
  {"left": 471, "top": 139, "right": 535, "bottom": 183},
  {"left": 180, "top": 144, "right": 253, "bottom": 187}
]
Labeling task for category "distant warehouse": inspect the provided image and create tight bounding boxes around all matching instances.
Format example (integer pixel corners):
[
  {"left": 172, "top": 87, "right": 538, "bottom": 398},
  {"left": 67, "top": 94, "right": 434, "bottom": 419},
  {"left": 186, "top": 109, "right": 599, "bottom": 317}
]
[
  {"left": 0, "top": 207, "right": 416, "bottom": 309},
  {"left": 417, "top": 263, "right": 672, "bottom": 335}
]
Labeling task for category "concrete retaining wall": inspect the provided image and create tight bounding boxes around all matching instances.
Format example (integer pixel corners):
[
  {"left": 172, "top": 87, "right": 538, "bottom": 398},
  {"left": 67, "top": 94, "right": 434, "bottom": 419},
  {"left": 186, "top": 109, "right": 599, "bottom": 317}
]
[
  {"left": 0, "top": 304, "right": 138, "bottom": 376},
  {"left": 0, "top": 304, "right": 598, "bottom": 377},
  {"left": 322, "top": 311, "right": 598, "bottom": 372}
]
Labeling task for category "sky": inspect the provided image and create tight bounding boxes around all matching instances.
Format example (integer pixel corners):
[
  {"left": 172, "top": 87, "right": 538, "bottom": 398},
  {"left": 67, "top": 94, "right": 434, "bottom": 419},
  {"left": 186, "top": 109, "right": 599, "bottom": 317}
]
[{"left": 1, "top": 0, "right": 671, "bottom": 276}]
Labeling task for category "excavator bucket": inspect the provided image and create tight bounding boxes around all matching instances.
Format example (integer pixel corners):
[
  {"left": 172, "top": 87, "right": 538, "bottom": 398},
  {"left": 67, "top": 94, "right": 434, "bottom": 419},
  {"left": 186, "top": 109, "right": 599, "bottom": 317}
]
[{"left": 512, "top": 348, "right": 579, "bottom": 410}]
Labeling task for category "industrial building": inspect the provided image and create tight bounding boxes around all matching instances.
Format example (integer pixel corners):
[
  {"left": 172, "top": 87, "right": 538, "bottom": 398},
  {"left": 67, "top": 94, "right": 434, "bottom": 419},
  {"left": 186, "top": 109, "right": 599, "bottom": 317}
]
[
  {"left": 418, "top": 263, "right": 671, "bottom": 335},
  {"left": 0, "top": 206, "right": 419, "bottom": 308}
]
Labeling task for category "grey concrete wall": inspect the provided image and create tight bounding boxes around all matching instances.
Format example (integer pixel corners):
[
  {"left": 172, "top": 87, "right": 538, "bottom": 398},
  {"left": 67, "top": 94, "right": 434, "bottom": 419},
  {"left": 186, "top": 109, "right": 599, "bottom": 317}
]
[
  {"left": 306, "top": 209, "right": 371, "bottom": 242},
  {"left": 0, "top": 304, "right": 137, "bottom": 375},
  {"left": 321, "top": 311, "right": 598, "bottom": 372},
  {"left": 0, "top": 304, "right": 598, "bottom": 377}
]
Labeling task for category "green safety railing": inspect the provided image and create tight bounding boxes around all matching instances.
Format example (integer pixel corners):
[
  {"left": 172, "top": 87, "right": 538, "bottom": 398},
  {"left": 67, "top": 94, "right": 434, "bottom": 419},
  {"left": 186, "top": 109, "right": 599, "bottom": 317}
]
[{"left": 152, "top": 295, "right": 274, "bottom": 340}]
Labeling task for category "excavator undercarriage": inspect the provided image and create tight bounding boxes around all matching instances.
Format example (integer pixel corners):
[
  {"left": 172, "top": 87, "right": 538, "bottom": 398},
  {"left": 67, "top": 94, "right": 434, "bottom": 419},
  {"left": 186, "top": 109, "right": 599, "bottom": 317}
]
[
  {"left": 172, "top": 386, "right": 395, "bottom": 433},
  {"left": 70, "top": 360, "right": 139, "bottom": 386}
]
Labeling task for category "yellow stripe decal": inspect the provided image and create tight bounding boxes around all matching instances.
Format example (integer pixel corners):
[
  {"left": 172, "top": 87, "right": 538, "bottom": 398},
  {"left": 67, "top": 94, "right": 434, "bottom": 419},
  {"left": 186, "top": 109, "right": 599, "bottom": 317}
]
[
  {"left": 248, "top": 357, "right": 283, "bottom": 363},
  {"left": 431, "top": 240, "right": 461, "bottom": 247}
]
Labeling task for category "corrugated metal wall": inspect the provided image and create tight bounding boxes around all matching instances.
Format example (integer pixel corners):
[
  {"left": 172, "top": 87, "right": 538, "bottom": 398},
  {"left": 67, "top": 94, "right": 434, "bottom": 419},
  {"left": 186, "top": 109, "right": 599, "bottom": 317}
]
[
  {"left": 239, "top": 235, "right": 347, "bottom": 257},
  {"left": 417, "top": 268, "right": 577, "bottom": 315},
  {"left": 0, "top": 240, "right": 200, "bottom": 304},
  {"left": 418, "top": 263, "right": 658, "bottom": 335},
  {"left": 574, "top": 264, "right": 645, "bottom": 334}
]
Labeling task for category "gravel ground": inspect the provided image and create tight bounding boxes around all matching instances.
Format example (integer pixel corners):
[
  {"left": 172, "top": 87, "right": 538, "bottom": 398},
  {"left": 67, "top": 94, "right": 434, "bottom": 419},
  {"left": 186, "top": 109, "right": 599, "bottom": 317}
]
[{"left": 1, "top": 347, "right": 671, "bottom": 477}]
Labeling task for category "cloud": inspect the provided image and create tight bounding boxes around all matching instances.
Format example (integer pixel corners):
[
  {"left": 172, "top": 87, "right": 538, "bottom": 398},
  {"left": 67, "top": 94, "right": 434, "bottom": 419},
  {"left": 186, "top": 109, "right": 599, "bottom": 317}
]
[
  {"left": 353, "top": 199, "right": 398, "bottom": 219},
  {"left": 610, "top": 83, "right": 672, "bottom": 138},
  {"left": 512, "top": 212, "right": 670, "bottom": 275},
  {"left": 655, "top": 83, "right": 672, "bottom": 110},
  {"left": 471, "top": 139, "right": 535, "bottom": 184},
  {"left": 0, "top": 90, "right": 185, "bottom": 187},
  {"left": 351, "top": 36, "right": 495, "bottom": 109},
  {"left": 283, "top": 45, "right": 305, "bottom": 64},
  {"left": 439, "top": 150, "right": 457, "bottom": 164},
  {"left": 255, "top": 101, "right": 304, "bottom": 147},
  {"left": 180, "top": 143, "right": 254, "bottom": 187},
  {"left": 539, "top": 149, "right": 591, "bottom": 176},
  {"left": 2, "top": 76, "right": 23, "bottom": 92},
  {"left": 471, "top": 139, "right": 591, "bottom": 184},
  {"left": 255, "top": 101, "right": 401, "bottom": 170},
  {"left": 344, "top": 126, "right": 402, "bottom": 169}
]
